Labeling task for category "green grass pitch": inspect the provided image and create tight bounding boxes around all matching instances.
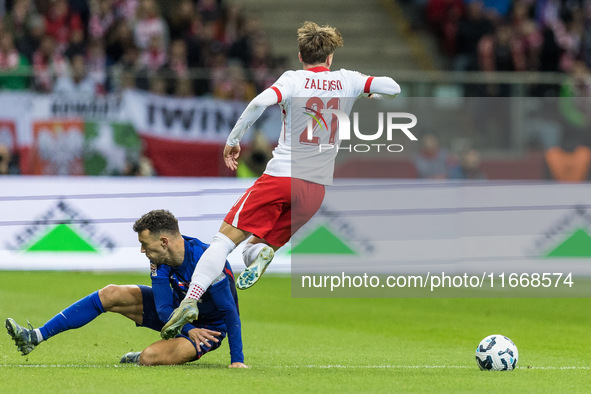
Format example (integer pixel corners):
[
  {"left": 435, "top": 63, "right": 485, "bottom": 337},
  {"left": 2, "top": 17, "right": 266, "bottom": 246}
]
[{"left": 1, "top": 271, "right": 590, "bottom": 393}]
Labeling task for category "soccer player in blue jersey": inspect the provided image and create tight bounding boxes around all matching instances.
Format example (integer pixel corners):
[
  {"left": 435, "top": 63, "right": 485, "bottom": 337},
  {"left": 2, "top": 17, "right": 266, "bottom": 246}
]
[{"left": 5, "top": 210, "right": 247, "bottom": 368}]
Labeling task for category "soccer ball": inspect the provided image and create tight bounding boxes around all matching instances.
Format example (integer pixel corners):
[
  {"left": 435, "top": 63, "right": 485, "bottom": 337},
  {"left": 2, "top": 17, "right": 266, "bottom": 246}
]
[{"left": 475, "top": 334, "right": 519, "bottom": 371}]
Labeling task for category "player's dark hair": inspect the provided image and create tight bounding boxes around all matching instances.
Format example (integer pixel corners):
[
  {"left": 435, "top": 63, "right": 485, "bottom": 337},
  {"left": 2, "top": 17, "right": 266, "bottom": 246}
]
[
  {"left": 297, "top": 21, "right": 343, "bottom": 65},
  {"left": 133, "top": 209, "right": 180, "bottom": 235}
]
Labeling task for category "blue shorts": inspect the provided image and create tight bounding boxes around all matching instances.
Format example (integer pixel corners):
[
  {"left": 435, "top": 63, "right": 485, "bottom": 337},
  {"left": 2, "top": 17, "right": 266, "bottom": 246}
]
[{"left": 137, "top": 285, "right": 225, "bottom": 361}]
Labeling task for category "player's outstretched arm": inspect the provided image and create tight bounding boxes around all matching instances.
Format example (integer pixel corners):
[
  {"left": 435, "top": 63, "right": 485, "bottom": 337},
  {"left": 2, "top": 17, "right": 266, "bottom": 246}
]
[
  {"left": 367, "top": 76, "right": 401, "bottom": 99},
  {"left": 224, "top": 88, "right": 279, "bottom": 170},
  {"left": 210, "top": 278, "right": 247, "bottom": 368}
]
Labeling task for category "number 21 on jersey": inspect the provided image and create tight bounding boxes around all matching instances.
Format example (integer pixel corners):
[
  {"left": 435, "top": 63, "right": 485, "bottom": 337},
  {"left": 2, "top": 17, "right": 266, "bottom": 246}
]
[{"left": 300, "top": 97, "right": 340, "bottom": 146}]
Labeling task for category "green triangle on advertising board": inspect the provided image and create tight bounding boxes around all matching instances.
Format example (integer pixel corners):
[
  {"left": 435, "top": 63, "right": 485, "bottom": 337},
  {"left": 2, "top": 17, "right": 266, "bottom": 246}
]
[
  {"left": 26, "top": 223, "right": 98, "bottom": 252},
  {"left": 291, "top": 225, "right": 356, "bottom": 255},
  {"left": 545, "top": 228, "right": 591, "bottom": 258}
]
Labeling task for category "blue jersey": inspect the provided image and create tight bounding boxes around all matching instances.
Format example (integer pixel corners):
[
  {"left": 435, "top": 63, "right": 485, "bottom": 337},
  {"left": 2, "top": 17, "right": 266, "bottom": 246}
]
[{"left": 150, "top": 236, "right": 243, "bottom": 363}]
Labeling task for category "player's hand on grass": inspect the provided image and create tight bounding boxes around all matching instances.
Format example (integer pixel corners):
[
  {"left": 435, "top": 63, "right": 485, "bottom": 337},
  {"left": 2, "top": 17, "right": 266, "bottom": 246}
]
[
  {"left": 188, "top": 328, "right": 221, "bottom": 352},
  {"left": 228, "top": 362, "right": 249, "bottom": 368},
  {"left": 223, "top": 144, "right": 241, "bottom": 171}
]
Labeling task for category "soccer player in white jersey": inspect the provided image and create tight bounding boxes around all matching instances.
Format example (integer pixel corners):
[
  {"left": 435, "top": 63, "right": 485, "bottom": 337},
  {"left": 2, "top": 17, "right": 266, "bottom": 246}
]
[{"left": 161, "top": 21, "right": 401, "bottom": 338}]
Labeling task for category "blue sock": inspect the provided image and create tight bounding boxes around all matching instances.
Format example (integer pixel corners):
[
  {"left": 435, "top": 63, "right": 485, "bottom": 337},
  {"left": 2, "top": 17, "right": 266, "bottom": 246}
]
[{"left": 38, "top": 291, "right": 106, "bottom": 342}]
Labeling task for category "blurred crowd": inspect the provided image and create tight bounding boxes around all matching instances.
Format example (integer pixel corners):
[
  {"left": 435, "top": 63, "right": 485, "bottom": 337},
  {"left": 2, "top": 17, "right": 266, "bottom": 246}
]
[
  {"left": 426, "top": 0, "right": 589, "bottom": 72},
  {"left": 396, "top": 0, "right": 591, "bottom": 95},
  {"left": 2, "top": 0, "right": 590, "bottom": 180},
  {"left": 0, "top": 0, "right": 287, "bottom": 98},
  {"left": 412, "top": 133, "right": 487, "bottom": 180}
]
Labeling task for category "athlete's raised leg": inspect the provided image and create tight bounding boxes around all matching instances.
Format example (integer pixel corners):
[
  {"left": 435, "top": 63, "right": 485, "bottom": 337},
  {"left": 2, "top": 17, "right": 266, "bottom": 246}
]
[{"left": 236, "top": 236, "right": 278, "bottom": 290}]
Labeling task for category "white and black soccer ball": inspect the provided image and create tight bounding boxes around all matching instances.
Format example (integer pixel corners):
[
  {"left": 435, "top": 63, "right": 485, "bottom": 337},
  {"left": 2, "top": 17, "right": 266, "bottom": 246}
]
[{"left": 475, "top": 334, "right": 519, "bottom": 371}]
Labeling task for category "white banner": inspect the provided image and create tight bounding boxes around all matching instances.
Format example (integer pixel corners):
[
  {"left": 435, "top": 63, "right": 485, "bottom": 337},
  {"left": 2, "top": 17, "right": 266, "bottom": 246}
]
[
  {"left": 292, "top": 180, "right": 591, "bottom": 276},
  {"left": 4, "top": 178, "right": 591, "bottom": 276},
  {"left": 0, "top": 177, "right": 289, "bottom": 272}
]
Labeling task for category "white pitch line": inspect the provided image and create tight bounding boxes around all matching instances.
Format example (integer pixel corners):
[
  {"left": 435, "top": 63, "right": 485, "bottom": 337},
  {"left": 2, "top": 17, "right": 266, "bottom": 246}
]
[
  {"left": 0, "top": 364, "right": 123, "bottom": 368},
  {"left": 0, "top": 364, "right": 589, "bottom": 370},
  {"left": 270, "top": 365, "right": 591, "bottom": 370},
  {"left": 277, "top": 365, "right": 472, "bottom": 369}
]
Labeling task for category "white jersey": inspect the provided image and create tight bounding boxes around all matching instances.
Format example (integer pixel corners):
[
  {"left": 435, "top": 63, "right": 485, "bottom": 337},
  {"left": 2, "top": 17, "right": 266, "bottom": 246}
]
[{"left": 226, "top": 66, "right": 400, "bottom": 185}]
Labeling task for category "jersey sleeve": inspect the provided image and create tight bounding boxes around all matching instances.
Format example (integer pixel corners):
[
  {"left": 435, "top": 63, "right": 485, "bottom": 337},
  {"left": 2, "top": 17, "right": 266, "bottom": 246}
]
[
  {"left": 365, "top": 76, "right": 401, "bottom": 98},
  {"left": 225, "top": 88, "right": 280, "bottom": 147},
  {"left": 209, "top": 278, "right": 244, "bottom": 364},
  {"left": 152, "top": 263, "right": 197, "bottom": 335},
  {"left": 225, "top": 71, "right": 295, "bottom": 147},
  {"left": 151, "top": 263, "right": 175, "bottom": 323},
  {"left": 343, "top": 69, "right": 401, "bottom": 98},
  {"left": 269, "top": 71, "right": 294, "bottom": 103},
  {"left": 340, "top": 69, "right": 368, "bottom": 96}
]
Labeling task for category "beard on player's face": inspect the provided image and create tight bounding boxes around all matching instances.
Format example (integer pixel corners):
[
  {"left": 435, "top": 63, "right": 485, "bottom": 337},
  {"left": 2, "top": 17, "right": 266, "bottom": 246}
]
[
  {"left": 144, "top": 241, "right": 172, "bottom": 265},
  {"left": 146, "top": 247, "right": 167, "bottom": 264},
  {"left": 139, "top": 230, "right": 170, "bottom": 265}
]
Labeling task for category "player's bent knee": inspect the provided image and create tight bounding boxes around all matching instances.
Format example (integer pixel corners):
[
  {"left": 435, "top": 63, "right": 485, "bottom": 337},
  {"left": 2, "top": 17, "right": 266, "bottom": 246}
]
[
  {"left": 98, "top": 284, "right": 142, "bottom": 312},
  {"left": 98, "top": 284, "right": 121, "bottom": 310}
]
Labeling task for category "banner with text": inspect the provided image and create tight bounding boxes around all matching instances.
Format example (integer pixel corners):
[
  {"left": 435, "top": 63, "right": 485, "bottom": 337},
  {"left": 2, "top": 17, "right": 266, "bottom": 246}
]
[{"left": 0, "top": 91, "right": 280, "bottom": 176}]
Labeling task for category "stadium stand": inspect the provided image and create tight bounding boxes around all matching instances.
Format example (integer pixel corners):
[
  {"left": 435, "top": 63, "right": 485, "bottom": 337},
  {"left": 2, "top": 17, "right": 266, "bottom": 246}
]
[
  {"left": 0, "top": 0, "right": 286, "bottom": 96},
  {"left": 0, "top": 0, "right": 589, "bottom": 180}
]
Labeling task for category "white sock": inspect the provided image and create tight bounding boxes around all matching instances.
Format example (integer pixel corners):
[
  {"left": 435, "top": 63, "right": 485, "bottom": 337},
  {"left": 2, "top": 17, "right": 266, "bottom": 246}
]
[
  {"left": 242, "top": 243, "right": 268, "bottom": 267},
  {"left": 34, "top": 328, "right": 43, "bottom": 343},
  {"left": 187, "top": 232, "right": 236, "bottom": 300}
]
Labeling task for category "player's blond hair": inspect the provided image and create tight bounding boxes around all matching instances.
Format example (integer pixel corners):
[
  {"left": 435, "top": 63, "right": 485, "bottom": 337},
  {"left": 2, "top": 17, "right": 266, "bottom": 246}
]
[{"left": 297, "top": 21, "right": 343, "bottom": 65}]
